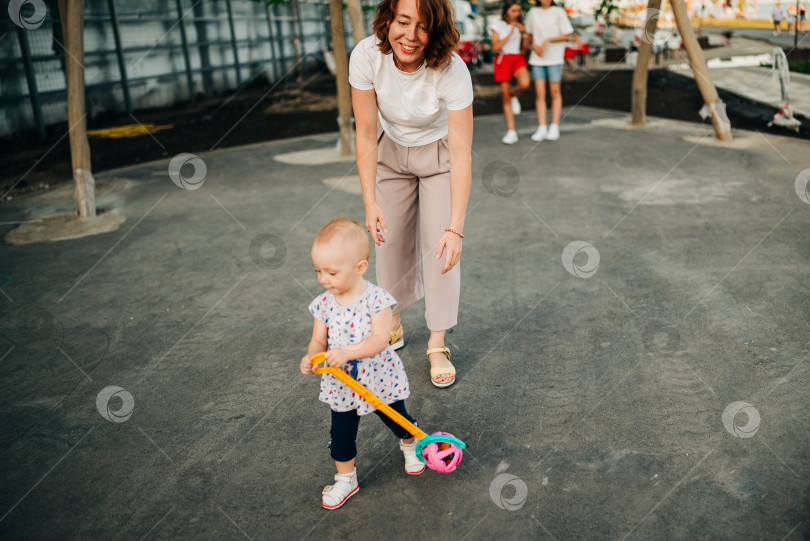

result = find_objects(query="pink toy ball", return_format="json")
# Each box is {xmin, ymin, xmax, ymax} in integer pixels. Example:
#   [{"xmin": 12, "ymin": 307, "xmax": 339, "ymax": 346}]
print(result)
[{"xmin": 420, "ymin": 432, "xmax": 464, "ymax": 474}]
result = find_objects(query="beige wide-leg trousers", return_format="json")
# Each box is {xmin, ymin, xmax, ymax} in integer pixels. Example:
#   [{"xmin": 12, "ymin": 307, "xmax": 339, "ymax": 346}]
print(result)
[{"xmin": 374, "ymin": 130, "xmax": 460, "ymax": 331}]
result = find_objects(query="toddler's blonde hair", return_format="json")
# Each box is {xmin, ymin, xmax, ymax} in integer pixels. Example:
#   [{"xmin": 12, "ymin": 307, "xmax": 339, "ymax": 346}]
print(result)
[{"xmin": 314, "ymin": 218, "xmax": 370, "ymax": 261}]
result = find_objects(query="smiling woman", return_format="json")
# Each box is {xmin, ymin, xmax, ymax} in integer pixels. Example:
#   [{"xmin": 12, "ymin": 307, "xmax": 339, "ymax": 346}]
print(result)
[
  {"xmin": 372, "ymin": 0, "xmax": 460, "ymax": 70},
  {"xmin": 349, "ymin": 0, "xmax": 474, "ymax": 389}
]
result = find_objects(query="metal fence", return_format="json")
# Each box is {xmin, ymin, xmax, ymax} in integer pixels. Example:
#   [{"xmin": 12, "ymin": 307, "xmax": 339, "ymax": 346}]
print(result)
[{"xmin": 1, "ymin": 0, "xmax": 368, "ymax": 140}]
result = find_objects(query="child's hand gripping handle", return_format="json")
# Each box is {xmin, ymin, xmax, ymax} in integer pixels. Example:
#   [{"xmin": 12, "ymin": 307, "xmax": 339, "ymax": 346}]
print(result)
[{"xmin": 310, "ymin": 353, "xmax": 427, "ymax": 440}]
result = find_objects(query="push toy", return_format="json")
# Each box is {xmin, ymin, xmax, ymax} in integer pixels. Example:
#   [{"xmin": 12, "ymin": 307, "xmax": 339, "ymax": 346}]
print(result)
[{"xmin": 310, "ymin": 352, "xmax": 465, "ymax": 473}]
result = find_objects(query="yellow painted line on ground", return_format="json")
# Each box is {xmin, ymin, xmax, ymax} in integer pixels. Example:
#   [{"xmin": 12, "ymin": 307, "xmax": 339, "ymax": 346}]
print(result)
[
  {"xmin": 87, "ymin": 123, "xmax": 173, "ymax": 139},
  {"xmin": 689, "ymin": 18, "xmax": 775, "ymax": 29}
]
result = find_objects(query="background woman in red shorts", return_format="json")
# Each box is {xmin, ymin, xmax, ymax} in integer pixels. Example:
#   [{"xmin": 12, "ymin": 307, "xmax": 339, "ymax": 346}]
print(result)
[{"xmin": 489, "ymin": 0, "xmax": 530, "ymax": 144}]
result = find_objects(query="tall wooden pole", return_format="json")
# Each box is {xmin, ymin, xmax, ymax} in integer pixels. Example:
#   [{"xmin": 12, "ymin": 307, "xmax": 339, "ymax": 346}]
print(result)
[
  {"xmin": 795, "ymin": 0, "xmax": 800, "ymax": 48},
  {"xmin": 346, "ymin": 0, "xmax": 366, "ymax": 45},
  {"xmin": 671, "ymin": 0, "xmax": 732, "ymax": 140},
  {"xmin": 290, "ymin": 0, "xmax": 303, "ymax": 83},
  {"xmin": 329, "ymin": 0, "xmax": 353, "ymax": 156},
  {"xmin": 631, "ymin": 0, "xmax": 662, "ymax": 126},
  {"xmin": 58, "ymin": 0, "xmax": 96, "ymax": 218}
]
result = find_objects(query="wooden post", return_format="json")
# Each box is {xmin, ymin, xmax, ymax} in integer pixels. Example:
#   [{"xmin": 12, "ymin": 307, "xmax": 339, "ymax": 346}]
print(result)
[
  {"xmin": 225, "ymin": 0, "xmax": 243, "ymax": 86},
  {"xmin": 16, "ymin": 25, "xmax": 46, "ymax": 141},
  {"xmin": 346, "ymin": 0, "xmax": 366, "ymax": 45},
  {"xmin": 795, "ymin": 0, "xmax": 800, "ymax": 48},
  {"xmin": 175, "ymin": 0, "xmax": 196, "ymax": 100},
  {"xmin": 328, "ymin": 0, "xmax": 353, "ymax": 156},
  {"xmin": 107, "ymin": 0, "xmax": 132, "ymax": 113},
  {"xmin": 58, "ymin": 0, "xmax": 96, "ymax": 218},
  {"xmin": 671, "ymin": 0, "xmax": 732, "ymax": 140},
  {"xmin": 290, "ymin": 0, "xmax": 304, "ymax": 83},
  {"xmin": 631, "ymin": 0, "xmax": 662, "ymax": 126},
  {"xmin": 265, "ymin": 4, "xmax": 280, "ymax": 82}
]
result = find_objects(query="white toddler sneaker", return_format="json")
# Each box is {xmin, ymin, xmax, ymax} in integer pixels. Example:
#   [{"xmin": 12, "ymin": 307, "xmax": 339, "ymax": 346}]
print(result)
[
  {"xmin": 321, "ymin": 469, "xmax": 359, "ymax": 509},
  {"xmin": 530, "ymin": 125, "xmax": 547, "ymax": 141},
  {"xmin": 511, "ymin": 96, "xmax": 521, "ymax": 115},
  {"xmin": 547, "ymin": 124, "xmax": 560, "ymax": 140},
  {"xmin": 501, "ymin": 130, "xmax": 518, "ymax": 145},
  {"xmin": 400, "ymin": 439, "xmax": 426, "ymax": 475}
]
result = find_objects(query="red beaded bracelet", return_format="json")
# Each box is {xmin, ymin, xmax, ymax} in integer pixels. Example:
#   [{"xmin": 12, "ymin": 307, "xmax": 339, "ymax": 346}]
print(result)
[{"xmin": 445, "ymin": 228, "xmax": 464, "ymax": 239}]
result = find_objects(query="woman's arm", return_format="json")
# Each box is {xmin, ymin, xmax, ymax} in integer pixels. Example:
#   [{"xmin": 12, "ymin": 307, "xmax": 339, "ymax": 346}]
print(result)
[
  {"xmin": 490, "ymin": 27, "xmax": 514, "ymax": 52},
  {"xmin": 436, "ymin": 104, "xmax": 473, "ymax": 275},
  {"xmin": 547, "ymin": 33, "xmax": 571, "ymax": 43},
  {"xmin": 532, "ymin": 33, "xmax": 571, "ymax": 56},
  {"xmin": 352, "ymin": 86, "xmax": 387, "ymax": 246},
  {"xmin": 523, "ymin": 11, "xmax": 534, "ymax": 50}
]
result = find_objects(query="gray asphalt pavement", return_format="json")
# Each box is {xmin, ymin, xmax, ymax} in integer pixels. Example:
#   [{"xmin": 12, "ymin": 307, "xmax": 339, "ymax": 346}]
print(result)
[
  {"xmin": 0, "ymin": 108, "xmax": 808, "ymax": 540},
  {"xmin": 709, "ymin": 25, "xmax": 810, "ymax": 49}
]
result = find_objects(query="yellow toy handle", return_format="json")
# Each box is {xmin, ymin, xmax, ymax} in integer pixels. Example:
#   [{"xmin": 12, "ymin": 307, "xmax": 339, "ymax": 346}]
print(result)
[{"xmin": 310, "ymin": 352, "xmax": 427, "ymax": 440}]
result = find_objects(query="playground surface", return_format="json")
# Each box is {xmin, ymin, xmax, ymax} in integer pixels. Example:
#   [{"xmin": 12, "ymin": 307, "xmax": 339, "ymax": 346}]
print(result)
[
  {"xmin": 5, "ymin": 27, "xmax": 810, "ymax": 201},
  {"xmin": 664, "ymin": 31, "xmax": 810, "ymax": 120},
  {"xmin": 0, "ymin": 108, "xmax": 809, "ymax": 540}
]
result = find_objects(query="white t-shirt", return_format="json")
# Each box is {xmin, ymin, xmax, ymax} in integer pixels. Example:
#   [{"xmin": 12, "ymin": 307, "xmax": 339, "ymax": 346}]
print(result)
[
  {"xmin": 489, "ymin": 19, "xmax": 522, "ymax": 55},
  {"xmin": 348, "ymin": 35, "xmax": 474, "ymax": 147},
  {"xmin": 525, "ymin": 6, "xmax": 574, "ymax": 66}
]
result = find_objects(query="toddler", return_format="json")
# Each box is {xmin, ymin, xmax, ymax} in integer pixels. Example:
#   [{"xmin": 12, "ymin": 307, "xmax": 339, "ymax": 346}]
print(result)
[{"xmin": 300, "ymin": 218, "xmax": 424, "ymax": 510}]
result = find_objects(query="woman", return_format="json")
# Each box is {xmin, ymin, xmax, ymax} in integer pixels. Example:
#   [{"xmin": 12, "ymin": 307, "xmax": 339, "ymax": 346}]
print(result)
[
  {"xmin": 772, "ymin": 2, "xmax": 783, "ymax": 36},
  {"xmin": 524, "ymin": 0, "xmax": 573, "ymax": 142},
  {"xmin": 787, "ymin": 3, "xmax": 797, "ymax": 33},
  {"xmin": 349, "ymin": 0, "xmax": 473, "ymax": 388},
  {"xmin": 489, "ymin": 0, "xmax": 530, "ymax": 144}
]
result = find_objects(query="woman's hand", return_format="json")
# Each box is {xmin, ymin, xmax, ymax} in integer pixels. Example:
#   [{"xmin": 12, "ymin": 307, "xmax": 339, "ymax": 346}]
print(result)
[
  {"xmin": 513, "ymin": 21, "xmax": 526, "ymax": 33},
  {"xmin": 365, "ymin": 202, "xmax": 388, "ymax": 246},
  {"xmin": 436, "ymin": 231, "xmax": 463, "ymax": 274},
  {"xmin": 300, "ymin": 354, "xmax": 314, "ymax": 375},
  {"xmin": 533, "ymin": 40, "xmax": 547, "ymax": 56}
]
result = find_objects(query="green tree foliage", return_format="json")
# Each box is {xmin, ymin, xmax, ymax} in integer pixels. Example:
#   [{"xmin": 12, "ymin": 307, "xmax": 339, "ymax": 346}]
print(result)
[{"xmin": 596, "ymin": 0, "xmax": 618, "ymax": 25}]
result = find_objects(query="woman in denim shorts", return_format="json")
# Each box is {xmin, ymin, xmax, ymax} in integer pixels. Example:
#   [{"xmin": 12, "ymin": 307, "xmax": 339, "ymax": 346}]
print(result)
[{"xmin": 524, "ymin": 0, "xmax": 573, "ymax": 141}]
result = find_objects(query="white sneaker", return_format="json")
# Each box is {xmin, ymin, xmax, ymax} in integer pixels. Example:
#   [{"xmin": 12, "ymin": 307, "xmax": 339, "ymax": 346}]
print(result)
[
  {"xmin": 501, "ymin": 130, "xmax": 518, "ymax": 145},
  {"xmin": 511, "ymin": 96, "xmax": 521, "ymax": 115},
  {"xmin": 321, "ymin": 470, "xmax": 359, "ymax": 509},
  {"xmin": 547, "ymin": 124, "xmax": 560, "ymax": 141},
  {"xmin": 400, "ymin": 439, "xmax": 427, "ymax": 474},
  {"xmin": 530, "ymin": 125, "xmax": 547, "ymax": 141}
]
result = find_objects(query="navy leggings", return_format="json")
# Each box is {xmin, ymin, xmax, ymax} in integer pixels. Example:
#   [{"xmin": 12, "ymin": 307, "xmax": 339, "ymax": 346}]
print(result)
[{"xmin": 329, "ymin": 400, "xmax": 416, "ymax": 462}]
